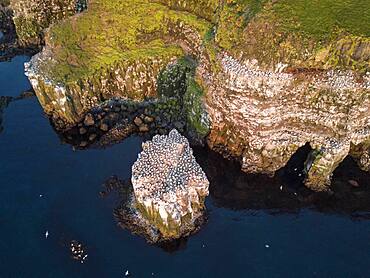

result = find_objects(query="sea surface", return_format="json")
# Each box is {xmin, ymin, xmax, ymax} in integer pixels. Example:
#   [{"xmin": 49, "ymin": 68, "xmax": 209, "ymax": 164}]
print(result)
[{"xmin": 1, "ymin": 56, "xmax": 370, "ymax": 278}]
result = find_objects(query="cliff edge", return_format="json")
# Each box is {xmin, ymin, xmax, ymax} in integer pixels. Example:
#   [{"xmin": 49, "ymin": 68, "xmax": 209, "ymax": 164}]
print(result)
[{"xmin": 12, "ymin": 0, "xmax": 370, "ymax": 191}]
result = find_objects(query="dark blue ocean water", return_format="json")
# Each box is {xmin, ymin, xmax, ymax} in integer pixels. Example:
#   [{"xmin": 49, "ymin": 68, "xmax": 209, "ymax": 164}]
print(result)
[{"xmin": 1, "ymin": 56, "xmax": 370, "ymax": 278}]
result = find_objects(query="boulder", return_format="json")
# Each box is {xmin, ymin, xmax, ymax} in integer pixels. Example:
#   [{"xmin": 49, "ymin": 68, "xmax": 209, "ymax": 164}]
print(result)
[{"xmin": 83, "ymin": 113, "xmax": 94, "ymax": 126}]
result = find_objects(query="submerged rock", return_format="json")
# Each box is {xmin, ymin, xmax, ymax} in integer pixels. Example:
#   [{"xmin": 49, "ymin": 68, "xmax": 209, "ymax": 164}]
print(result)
[{"xmin": 122, "ymin": 129, "xmax": 209, "ymax": 242}]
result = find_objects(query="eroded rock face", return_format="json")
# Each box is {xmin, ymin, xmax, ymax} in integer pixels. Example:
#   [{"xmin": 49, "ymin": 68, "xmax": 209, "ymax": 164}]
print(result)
[
  {"xmin": 204, "ymin": 53, "xmax": 370, "ymax": 191},
  {"xmin": 25, "ymin": 49, "xmax": 180, "ymax": 127},
  {"xmin": 128, "ymin": 129, "xmax": 209, "ymax": 242},
  {"xmin": 10, "ymin": 0, "xmax": 76, "ymax": 47}
]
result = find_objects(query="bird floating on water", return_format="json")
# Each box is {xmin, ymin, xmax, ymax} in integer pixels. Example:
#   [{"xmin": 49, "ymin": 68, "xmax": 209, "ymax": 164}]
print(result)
[{"xmin": 45, "ymin": 230, "xmax": 49, "ymax": 239}]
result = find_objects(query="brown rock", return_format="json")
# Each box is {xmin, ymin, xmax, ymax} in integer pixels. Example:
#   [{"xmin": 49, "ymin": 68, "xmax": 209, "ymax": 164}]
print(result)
[
  {"xmin": 89, "ymin": 134, "xmax": 97, "ymax": 141},
  {"xmin": 134, "ymin": 117, "xmax": 143, "ymax": 126},
  {"xmin": 139, "ymin": 124, "xmax": 149, "ymax": 133},
  {"xmin": 100, "ymin": 123, "xmax": 109, "ymax": 132},
  {"xmin": 83, "ymin": 114, "xmax": 95, "ymax": 126},
  {"xmin": 125, "ymin": 130, "xmax": 209, "ymax": 242},
  {"xmin": 144, "ymin": 116, "xmax": 154, "ymax": 123},
  {"xmin": 79, "ymin": 127, "xmax": 87, "ymax": 135},
  {"xmin": 79, "ymin": 141, "xmax": 88, "ymax": 147}
]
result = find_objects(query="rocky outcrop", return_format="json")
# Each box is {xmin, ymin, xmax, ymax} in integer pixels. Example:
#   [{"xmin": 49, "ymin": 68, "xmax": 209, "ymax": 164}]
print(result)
[
  {"xmin": 119, "ymin": 129, "xmax": 209, "ymax": 242},
  {"xmin": 21, "ymin": 0, "xmax": 370, "ymax": 191},
  {"xmin": 10, "ymin": 0, "xmax": 77, "ymax": 47},
  {"xmin": 24, "ymin": 0, "xmax": 211, "ymax": 128},
  {"xmin": 0, "ymin": 1, "xmax": 12, "ymax": 33},
  {"xmin": 58, "ymin": 97, "xmax": 186, "ymax": 149},
  {"xmin": 26, "ymin": 48, "xmax": 182, "ymax": 126},
  {"xmin": 204, "ymin": 54, "xmax": 369, "ymax": 191},
  {"xmin": 0, "ymin": 0, "xmax": 19, "ymax": 59}
]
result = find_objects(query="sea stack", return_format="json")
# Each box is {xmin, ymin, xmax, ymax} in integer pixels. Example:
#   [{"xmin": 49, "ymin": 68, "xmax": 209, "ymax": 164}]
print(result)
[{"xmin": 127, "ymin": 129, "xmax": 209, "ymax": 242}]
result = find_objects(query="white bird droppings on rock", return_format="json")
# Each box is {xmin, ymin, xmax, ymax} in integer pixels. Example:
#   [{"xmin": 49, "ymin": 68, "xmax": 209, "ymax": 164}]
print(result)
[{"xmin": 131, "ymin": 129, "xmax": 209, "ymax": 241}]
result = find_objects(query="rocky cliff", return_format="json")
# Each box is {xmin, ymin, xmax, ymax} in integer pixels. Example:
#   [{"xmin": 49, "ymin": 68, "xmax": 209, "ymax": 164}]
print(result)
[
  {"xmin": 9, "ymin": 0, "xmax": 86, "ymax": 47},
  {"xmin": 15, "ymin": 0, "xmax": 370, "ymax": 191}
]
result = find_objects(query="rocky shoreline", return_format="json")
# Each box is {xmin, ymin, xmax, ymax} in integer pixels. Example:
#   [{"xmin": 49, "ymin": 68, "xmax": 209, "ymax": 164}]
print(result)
[
  {"xmin": 58, "ymin": 95, "xmax": 202, "ymax": 150},
  {"xmin": 2, "ymin": 0, "xmax": 369, "ymax": 194}
]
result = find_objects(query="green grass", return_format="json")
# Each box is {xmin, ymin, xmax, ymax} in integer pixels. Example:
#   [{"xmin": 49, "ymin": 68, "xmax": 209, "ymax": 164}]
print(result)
[
  {"xmin": 152, "ymin": 0, "xmax": 220, "ymax": 22},
  {"xmin": 216, "ymin": 0, "xmax": 369, "ymax": 48},
  {"xmin": 213, "ymin": 0, "xmax": 369, "ymax": 70},
  {"xmin": 38, "ymin": 0, "xmax": 369, "ymax": 84},
  {"xmin": 273, "ymin": 0, "xmax": 370, "ymax": 40},
  {"xmin": 39, "ymin": 0, "xmax": 211, "ymax": 84}
]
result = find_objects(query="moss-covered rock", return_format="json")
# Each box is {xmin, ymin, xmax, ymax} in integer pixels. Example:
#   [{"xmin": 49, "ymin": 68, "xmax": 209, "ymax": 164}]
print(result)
[
  {"xmin": 152, "ymin": 0, "xmax": 220, "ymax": 22},
  {"xmin": 183, "ymin": 78, "xmax": 210, "ymax": 139},
  {"xmin": 10, "ymin": 0, "xmax": 77, "ymax": 47},
  {"xmin": 214, "ymin": 0, "xmax": 370, "ymax": 71},
  {"xmin": 157, "ymin": 56, "xmax": 195, "ymax": 98},
  {"xmin": 25, "ymin": 0, "xmax": 212, "ymax": 126}
]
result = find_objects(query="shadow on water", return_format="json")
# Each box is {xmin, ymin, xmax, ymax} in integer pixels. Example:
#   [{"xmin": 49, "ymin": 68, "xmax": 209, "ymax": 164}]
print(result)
[
  {"xmin": 94, "ymin": 138, "xmax": 370, "ymax": 253},
  {"xmin": 194, "ymin": 144, "xmax": 370, "ymax": 219},
  {"xmin": 0, "ymin": 90, "xmax": 35, "ymax": 134},
  {"xmin": 100, "ymin": 175, "xmax": 191, "ymax": 253}
]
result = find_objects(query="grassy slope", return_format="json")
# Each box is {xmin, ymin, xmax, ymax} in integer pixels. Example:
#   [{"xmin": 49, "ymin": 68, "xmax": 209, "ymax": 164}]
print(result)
[
  {"xmin": 152, "ymin": 0, "xmax": 220, "ymax": 22},
  {"xmin": 40, "ymin": 0, "xmax": 212, "ymax": 84},
  {"xmin": 273, "ymin": 0, "xmax": 369, "ymax": 39},
  {"xmin": 216, "ymin": 0, "xmax": 369, "ymax": 70},
  {"xmin": 39, "ymin": 0, "xmax": 369, "ymax": 84}
]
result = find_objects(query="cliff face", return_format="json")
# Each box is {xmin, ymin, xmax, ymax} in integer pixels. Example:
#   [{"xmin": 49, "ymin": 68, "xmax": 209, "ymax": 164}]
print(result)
[
  {"xmin": 18, "ymin": 0, "xmax": 370, "ymax": 191},
  {"xmin": 204, "ymin": 54, "xmax": 369, "ymax": 191},
  {"xmin": 10, "ymin": 0, "xmax": 78, "ymax": 47}
]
